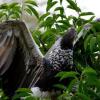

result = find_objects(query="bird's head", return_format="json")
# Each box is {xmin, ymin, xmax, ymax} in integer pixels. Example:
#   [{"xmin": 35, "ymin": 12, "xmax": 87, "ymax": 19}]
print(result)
[{"xmin": 61, "ymin": 27, "xmax": 77, "ymax": 49}]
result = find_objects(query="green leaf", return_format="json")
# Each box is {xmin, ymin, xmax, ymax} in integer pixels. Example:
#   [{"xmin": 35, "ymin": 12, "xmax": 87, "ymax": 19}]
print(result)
[
  {"xmin": 25, "ymin": 96, "xmax": 38, "ymax": 100},
  {"xmin": 67, "ymin": 5, "xmax": 74, "ymax": 10},
  {"xmin": 67, "ymin": 78, "xmax": 78, "ymax": 92},
  {"xmin": 10, "ymin": 4, "xmax": 21, "ymax": 11},
  {"xmin": 39, "ymin": 12, "xmax": 50, "ymax": 21},
  {"xmin": 60, "ymin": 0, "xmax": 63, "ymax": 4},
  {"xmin": 91, "ymin": 22, "xmax": 100, "ymax": 32},
  {"xmin": 57, "ymin": 20, "xmax": 71, "ymax": 27},
  {"xmin": 53, "ymin": 14, "xmax": 59, "ymax": 20},
  {"xmin": 84, "ymin": 34, "xmax": 93, "ymax": 50},
  {"xmin": 12, "ymin": 92, "xmax": 30, "ymax": 100},
  {"xmin": 47, "ymin": 0, "xmax": 53, "ymax": 4},
  {"xmin": 87, "ymin": 89, "xmax": 100, "ymax": 99},
  {"xmin": 90, "ymin": 36, "xmax": 96, "ymax": 52},
  {"xmin": 82, "ymin": 67, "xmax": 99, "ymax": 86},
  {"xmin": 16, "ymin": 88, "xmax": 32, "ymax": 93},
  {"xmin": 0, "ymin": 13, "xmax": 6, "ymax": 18},
  {"xmin": 66, "ymin": 0, "xmax": 81, "ymax": 12},
  {"xmin": 13, "ymin": 92, "xmax": 30, "ymax": 100},
  {"xmin": 10, "ymin": 11, "xmax": 21, "ymax": 19},
  {"xmin": 25, "ymin": 0, "xmax": 37, "ymax": 7},
  {"xmin": 46, "ymin": 1, "xmax": 57, "ymax": 12},
  {"xmin": 75, "ymin": 93, "xmax": 90, "ymax": 100},
  {"xmin": 43, "ymin": 16, "xmax": 54, "ymax": 27},
  {"xmin": 88, "ymin": 16, "xmax": 95, "ymax": 22},
  {"xmin": 9, "ymin": 2, "xmax": 19, "ymax": 8},
  {"xmin": 0, "ymin": 3, "xmax": 8, "ymax": 9},
  {"xmin": 54, "ymin": 7, "xmax": 64, "ymax": 14},
  {"xmin": 56, "ymin": 71, "xmax": 78, "ymax": 81},
  {"xmin": 79, "ymin": 12, "xmax": 94, "ymax": 16},
  {"xmin": 26, "ymin": 5, "xmax": 39, "ymax": 19},
  {"xmin": 82, "ymin": 67, "xmax": 97, "ymax": 75},
  {"xmin": 54, "ymin": 84, "xmax": 66, "ymax": 90},
  {"xmin": 13, "ymin": 88, "xmax": 32, "ymax": 100},
  {"xmin": 56, "ymin": 14, "xmax": 66, "ymax": 19}
]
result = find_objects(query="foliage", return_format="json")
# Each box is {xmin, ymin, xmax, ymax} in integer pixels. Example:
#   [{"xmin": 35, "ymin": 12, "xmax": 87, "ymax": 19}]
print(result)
[
  {"xmin": 0, "ymin": 0, "xmax": 100, "ymax": 100},
  {"xmin": 32, "ymin": 0, "xmax": 95, "ymax": 54},
  {"xmin": 12, "ymin": 88, "xmax": 40, "ymax": 100},
  {"xmin": 0, "ymin": 0, "xmax": 39, "ymax": 21},
  {"xmin": 56, "ymin": 67, "xmax": 100, "ymax": 100}
]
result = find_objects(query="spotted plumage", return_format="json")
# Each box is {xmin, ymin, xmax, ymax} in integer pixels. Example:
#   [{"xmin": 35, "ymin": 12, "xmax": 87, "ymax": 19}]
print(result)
[
  {"xmin": 46, "ymin": 27, "xmax": 76, "ymax": 72},
  {"xmin": 36, "ymin": 27, "xmax": 77, "ymax": 91},
  {"xmin": 47, "ymin": 44, "xmax": 73, "ymax": 71}
]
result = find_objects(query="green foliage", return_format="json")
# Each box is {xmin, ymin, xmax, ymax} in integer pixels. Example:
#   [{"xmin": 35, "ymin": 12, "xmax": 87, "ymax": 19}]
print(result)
[
  {"xmin": 31, "ymin": 0, "xmax": 95, "ymax": 56},
  {"xmin": 46, "ymin": 0, "xmax": 58, "ymax": 12},
  {"xmin": 79, "ymin": 12, "xmax": 94, "ymax": 16},
  {"xmin": 0, "ymin": 0, "xmax": 39, "ymax": 21},
  {"xmin": 0, "ymin": 0, "xmax": 100, "ymax": 100},
  {"xmin": 24, "ymin": 0, "xmax": 39, "ymax": 19},
  {"xmin": 0, "ymin": 2, "xmax": 21, "ymax": 21},
  {"xmin": 56, "ymin": 71, "xmax": 78, "ymax": 81},
  {"xmin": 67, "ymin": 0, "xmax": 81, "ymax": 12},
  {"xmin": 57, "ymin": 67, "xmax": 100, "ymax": 100},
  {"xmin": 0, "ymin": 89, "xmax": 8, "ymax": 100},
  {"xmin": 12, "ymin": 88, "xmax": 43, "ymax": 100}
]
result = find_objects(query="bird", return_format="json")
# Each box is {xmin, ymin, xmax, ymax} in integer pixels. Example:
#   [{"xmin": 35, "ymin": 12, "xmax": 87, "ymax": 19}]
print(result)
[
  {"xmin": 0, "ymin": 20, "xmax": 77, "ymax": 99},
  {"xmin": 33, "ymin": 27, "xmax": 77, "ymax": 97}
]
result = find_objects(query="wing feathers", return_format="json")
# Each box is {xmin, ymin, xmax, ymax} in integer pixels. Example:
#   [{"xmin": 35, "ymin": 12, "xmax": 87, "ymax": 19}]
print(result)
[{"xmin": 0, "ymin": 30, "xmax": 16, "ymax": 75}]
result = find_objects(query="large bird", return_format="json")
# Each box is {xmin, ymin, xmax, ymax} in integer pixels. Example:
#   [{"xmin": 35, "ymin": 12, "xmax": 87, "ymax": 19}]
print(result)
[
  {"xmin": 35, "ymin": 28, "xmax": 77, "ymax": 91},
  {"xmin": 0, "ymin": 20, "xmax": 43, "ymax": 98},
  {"xmin": 0, "ymin": 20, "xmax": 77, "ymax": 99}
]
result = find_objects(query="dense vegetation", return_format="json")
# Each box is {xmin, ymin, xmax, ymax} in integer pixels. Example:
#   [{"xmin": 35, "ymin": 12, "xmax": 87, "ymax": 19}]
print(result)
[{"xmin": 0, "ymin": 0, "xmax": 100, "ymax": 100}]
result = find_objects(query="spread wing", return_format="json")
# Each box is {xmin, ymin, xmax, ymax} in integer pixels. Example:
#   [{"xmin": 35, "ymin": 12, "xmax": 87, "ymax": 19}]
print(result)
[
  {"xmin": 0, "ymin": 21, "xmax": 43, "ymax": 97},
  {"xmin": 0, "ymin": 24, "xmax": 16, "ymax": 75}
]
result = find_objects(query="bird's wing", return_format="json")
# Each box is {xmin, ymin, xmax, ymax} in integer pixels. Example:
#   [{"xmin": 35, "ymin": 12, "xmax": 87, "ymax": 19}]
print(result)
[{"xmin": 0, "ymin": 23, "xmax": 16, "ymax": 75}]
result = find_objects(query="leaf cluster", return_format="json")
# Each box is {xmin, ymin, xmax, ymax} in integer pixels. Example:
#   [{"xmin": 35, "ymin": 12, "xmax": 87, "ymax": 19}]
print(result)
[{"xmin": 0, "ymin": 0, "xmax": 39, "ymax": 21}]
